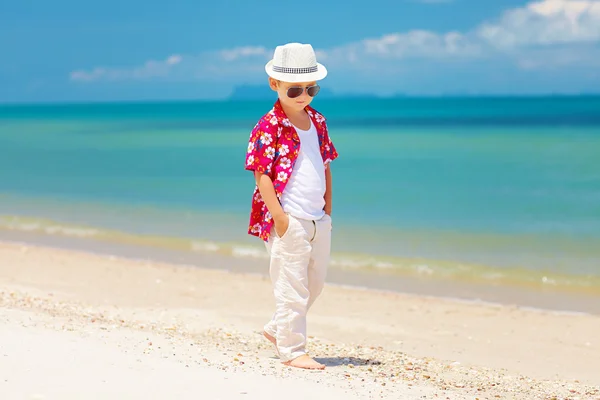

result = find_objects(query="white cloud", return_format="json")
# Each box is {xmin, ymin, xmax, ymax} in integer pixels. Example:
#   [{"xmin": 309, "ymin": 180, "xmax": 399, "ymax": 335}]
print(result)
[
  {"xmin": 318, "ymin": 0, "xmax": 600, "ymax": 70},
  {"xmin": 515, "ymin": 45, "xmax": 600, "ymax": 69},
  {"xmin": 70, "ymin": 54, "xmax": 184, "ymax": 82},
  {"xmin": 166, "ymin": 55, "xmax": 183, "ymax": 65},
  {"xmin": 477, "ymin": 0, "xmax": 600, "ymax": 47},
  {"xmin": 70, "ymin": 0, "xmax": 600, "ymax": 83},
  {"xmin": 355, "ymin": 30, "xmax": 481, "ymax": 59},
  {"xmin": 70, "ymin": 47, "xmax": 270, "ymax": 83},
  {"xmin": 219, "ymin": 46, "xmax": 269, "ymax": 61}
]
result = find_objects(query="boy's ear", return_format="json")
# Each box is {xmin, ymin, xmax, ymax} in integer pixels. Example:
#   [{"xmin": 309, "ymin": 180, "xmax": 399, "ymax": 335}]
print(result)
[{"xmin": 268, "ymin": 78, "xmax": 279, "ymax": 91}]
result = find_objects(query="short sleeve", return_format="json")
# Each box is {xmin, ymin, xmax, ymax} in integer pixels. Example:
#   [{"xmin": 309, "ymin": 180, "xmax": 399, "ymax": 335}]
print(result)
[
  {"xmin": 245, "ymin": 118, "xmax": 277, "ymax": 175},
  {"xmin": 323, "ymin": 121, "xmax": 338, "ymax": 165}
]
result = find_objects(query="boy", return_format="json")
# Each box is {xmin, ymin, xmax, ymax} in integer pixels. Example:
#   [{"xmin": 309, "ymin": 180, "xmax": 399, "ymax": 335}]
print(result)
[{"xmin": 244, "ymin": 43, "xmax": 338, "ymax": 370}]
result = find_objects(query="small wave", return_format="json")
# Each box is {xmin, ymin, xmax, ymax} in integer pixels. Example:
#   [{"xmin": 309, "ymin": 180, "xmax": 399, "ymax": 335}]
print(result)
[
  {"xmin": 190, "ymin": 240, "xmax": 220, "ymax": 252},
  {"xmin": 1, "ymin": 214, "xmax": 599, "ymax": 294},
  {"xmin": 231, "ymin": 246, "xmax": 269, "ymax": 259},
  {"xmin": 414, "ymin": 264, "xmax": 434, "ymax": 276},
  {"xmin": 0, "ymin": 217, "xmax": 100, "ymax": 238}
]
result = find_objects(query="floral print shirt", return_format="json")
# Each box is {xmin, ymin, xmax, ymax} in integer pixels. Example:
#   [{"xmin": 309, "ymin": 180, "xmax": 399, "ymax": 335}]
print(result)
[{"xmin": 244, "ymin": 99, "xmax": 338, "ymax": 242}]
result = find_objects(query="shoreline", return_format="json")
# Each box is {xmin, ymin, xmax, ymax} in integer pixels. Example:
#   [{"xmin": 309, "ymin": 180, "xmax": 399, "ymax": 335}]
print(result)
[
  {"xmin": 1, "ymin": 228, "xmax": 600, "ymax": 316},
  {"xmin": 1, "ymin": 240, "xmax": 599, "ymax": 399}
]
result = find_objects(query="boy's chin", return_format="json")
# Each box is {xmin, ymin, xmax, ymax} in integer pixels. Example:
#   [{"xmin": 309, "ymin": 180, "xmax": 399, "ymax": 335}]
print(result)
[{"xmin": 281, "ymin": 99, "xmax": 311, "ymax": 110}]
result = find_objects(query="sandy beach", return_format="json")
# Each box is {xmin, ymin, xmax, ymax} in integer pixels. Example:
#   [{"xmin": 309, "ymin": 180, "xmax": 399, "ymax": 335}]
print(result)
[{"xmin": 1, "ymin": 240, "xmax": 599, "ymax": 400}]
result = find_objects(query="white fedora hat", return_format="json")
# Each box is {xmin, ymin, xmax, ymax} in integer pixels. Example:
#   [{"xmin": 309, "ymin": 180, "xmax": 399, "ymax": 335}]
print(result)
[{"xmin": 265, "ymin": 43, "xmax": 327, "ymax": 83}]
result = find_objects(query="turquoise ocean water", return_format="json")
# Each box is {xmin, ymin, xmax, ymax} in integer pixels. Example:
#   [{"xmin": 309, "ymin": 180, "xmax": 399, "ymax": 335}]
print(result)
[{"xmin": 1, "ymin": 96, "xmax": 600, "ymax": 297}]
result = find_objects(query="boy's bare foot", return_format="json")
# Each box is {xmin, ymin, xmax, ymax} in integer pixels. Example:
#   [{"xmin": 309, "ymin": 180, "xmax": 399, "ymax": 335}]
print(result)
[
  {"xmin": 283, "ymin": 355, "xmax": 325, "ymax": 370},
  {"xmin": 263, "ymin": 333, "xmax": 323, "ymax": 369},
  {"xmin": 263, "ymin": 331, "xmax": 279, "ymax": 356}
]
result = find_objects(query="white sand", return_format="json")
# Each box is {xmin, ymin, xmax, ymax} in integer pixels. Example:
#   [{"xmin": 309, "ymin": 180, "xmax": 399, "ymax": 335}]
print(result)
[
  {"xmin": 0, "ymin": 307, "xmax": 441, "ymax": 400},
  {"xmin": 2, "ymin": 308, "xmax": 403, "ymax": 400},
  {"xmin": 1, "ymin": 241, "xmax": 599, "ymax": 399}
]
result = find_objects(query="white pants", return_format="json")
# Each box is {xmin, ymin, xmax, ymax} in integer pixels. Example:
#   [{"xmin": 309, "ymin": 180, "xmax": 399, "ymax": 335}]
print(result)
[{"xmin": 263, "ymin": 213, "xmax": 332, "ymax": 362}]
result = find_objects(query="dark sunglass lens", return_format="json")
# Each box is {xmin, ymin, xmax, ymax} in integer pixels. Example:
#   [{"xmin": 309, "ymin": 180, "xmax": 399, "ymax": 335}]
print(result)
[
  {"xmin": 287, "ymin": 87, "xmax": 304, "ymax": 98},
  {"xmin": 307, "ymin": 85, "xmax": 320, "ymax": 97}
]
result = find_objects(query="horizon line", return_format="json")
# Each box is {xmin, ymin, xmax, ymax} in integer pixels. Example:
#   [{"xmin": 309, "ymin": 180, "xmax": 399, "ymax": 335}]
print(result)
[{"xmin": 1, "ymin": 92, "xmax": 600, "ymax": 107}]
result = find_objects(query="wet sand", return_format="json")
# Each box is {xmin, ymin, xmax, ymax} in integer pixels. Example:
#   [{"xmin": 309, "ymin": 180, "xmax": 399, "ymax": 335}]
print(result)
[{"xmin": 2, "ymin": 229, "xmax": 599, "ymax": 315}]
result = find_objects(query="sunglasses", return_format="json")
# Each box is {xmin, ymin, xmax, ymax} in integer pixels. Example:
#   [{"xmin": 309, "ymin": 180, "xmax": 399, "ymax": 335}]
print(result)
[{"xmin": 286, "ymin": 85, "xmax": 320, "ymax": 99}]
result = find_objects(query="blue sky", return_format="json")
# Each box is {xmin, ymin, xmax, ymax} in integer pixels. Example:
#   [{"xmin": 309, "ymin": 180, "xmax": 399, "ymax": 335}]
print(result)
[{"xmin": 1, "ymin": 0, "xmax": 599, "ymax": 103}]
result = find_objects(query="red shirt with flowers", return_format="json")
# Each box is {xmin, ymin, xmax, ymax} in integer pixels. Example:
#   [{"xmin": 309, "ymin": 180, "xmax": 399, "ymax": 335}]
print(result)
[{"xmin": 244, "ymin": 99, "xmax": 338, "ymax": 242}]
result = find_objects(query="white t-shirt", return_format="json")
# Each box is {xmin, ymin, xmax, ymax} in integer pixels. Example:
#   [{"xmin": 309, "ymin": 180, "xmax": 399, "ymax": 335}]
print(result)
[{"xmin": 280, "ymin": 119, "xmax": 326, "ymax": 220}]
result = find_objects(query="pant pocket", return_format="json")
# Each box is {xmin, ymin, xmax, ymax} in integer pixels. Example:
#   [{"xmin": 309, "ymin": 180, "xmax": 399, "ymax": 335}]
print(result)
[
  {"xmin": 323, "ymin": 213, "xmax": 332, "ymax": 230},
  {"xmin": 275, "ymin": 213, "xmax": 295, "ymax": 240}
]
